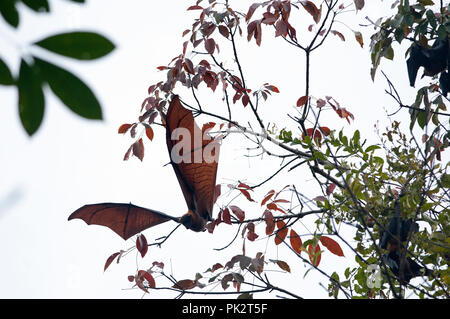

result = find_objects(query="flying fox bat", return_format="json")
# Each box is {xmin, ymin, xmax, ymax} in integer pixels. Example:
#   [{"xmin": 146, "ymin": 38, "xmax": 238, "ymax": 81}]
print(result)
[
  {"xmin": 68, "ymin": 95, "xmax": 220, "ymax": 240},
  {"xmin": 379, "ymin": 200, "xmax": 430, "ymax": 284}
]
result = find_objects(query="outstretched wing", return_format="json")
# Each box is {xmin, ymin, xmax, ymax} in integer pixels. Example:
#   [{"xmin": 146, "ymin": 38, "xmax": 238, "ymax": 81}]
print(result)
[
  {"xmin": 165, "ymin": 95, "xmax": 220, "ymax": 222},
  {"xmin": 68, "ymin": 203, "xmax": 178, "ymax": 240}
]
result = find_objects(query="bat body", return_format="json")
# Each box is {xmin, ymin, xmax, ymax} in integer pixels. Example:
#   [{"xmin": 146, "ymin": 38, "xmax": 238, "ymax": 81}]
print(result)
[
  {"xmin": 68, "ymin": 95, "xmax": 220, "ymax": 240},
  {"xmin": 379, "ymin": 200, "xmax": 429, "ymax": 284},
  {"xmin": 439, "ymin": 71, "xmax": 449, "ymax": 96}
]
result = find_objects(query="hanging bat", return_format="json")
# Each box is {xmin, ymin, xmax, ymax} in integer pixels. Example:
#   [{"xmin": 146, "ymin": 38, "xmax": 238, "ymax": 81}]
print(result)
[
  {"xmin": 407, "ymin": 38, "xmax": 449, "ymax": 87},
  {"xmin": 439, "ymin": 71, "xmax": 449, "ymax": 96},
  {"xmin": 68, "ymin": 95, "xmax": 220, "ymax": 240},
  {"xmin": 379, "ymin": 200, "xmax": 430, "ymax": 283}
]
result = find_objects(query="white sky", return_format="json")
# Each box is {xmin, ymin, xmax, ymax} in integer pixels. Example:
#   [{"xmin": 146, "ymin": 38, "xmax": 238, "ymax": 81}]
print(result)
[{"xmin": 0, "ymin": 0, "xmax": 432, "ymax": 298}]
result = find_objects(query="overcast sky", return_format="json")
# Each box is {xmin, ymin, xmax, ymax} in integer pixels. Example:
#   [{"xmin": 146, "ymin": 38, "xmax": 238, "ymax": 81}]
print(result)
[{"xmin": 0, "ymin": 0, "xmax": 426, "ymax": 298}]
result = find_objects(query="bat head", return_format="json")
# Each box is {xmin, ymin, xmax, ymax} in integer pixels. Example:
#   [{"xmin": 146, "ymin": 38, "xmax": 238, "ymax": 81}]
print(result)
[{"xmin": 179, "ymin": 210, "xmax": 207, "ymax": 232}]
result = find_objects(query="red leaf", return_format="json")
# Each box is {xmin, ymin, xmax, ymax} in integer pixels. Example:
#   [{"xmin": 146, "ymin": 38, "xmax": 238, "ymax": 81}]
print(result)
[
  {"xmin": 275, "ymin": 20, "xmax": 288, "ymax": 37},
  {"xmin": 247, "ymin": 230, "xmax": 259, "ymax": 241},
  {"xmin": 132, "ymin": 138, "xmax": 144, "ymax": 161},
  {"xmin": 319, "ymin": 236, "xmax": 344, "ymax": 257},
  {"xmin": 297, "ymin": 96, "xmax": 308, "ymax": 107},
  {"xmin": 182, "ymin": 29, "xmax": 191, "ymax": 37},
  {"xmin": 320, "ymin": 126, "xmax": 331, "ymax": 136},
  {"xmin": 246, "ymin": 3, "xmax": 260, "ymax": 22},
  {"xmin": 187, "ymin": 5, "xmax": 203, "ymax": 10},
  {"xmin": 314, "ymin": 195, "xmax": 327, "ymax": 202},
  {"xmin": 243, "ymin": 222, "xmax": 258, "ymax": 241},
  {"xmin": 307, "ymin": 243, "xmax": 322, "ymax": 267},
  {"xmin": 335, "ymin": 107, "xmax": 355, "ymax": 123},
  {"xmin": 273, "ymin": 199, "xmax": 289, "ymax": 204},
  {"xmin": 316, "ymin": 98, "xmax": 326, "ymax": 108},
  {"xmin": 331, "ymin": 30, "xmax": 345, "ymax": 41},
  {"xmin": 266, "ymin": 202, "xmax": 278, "ymax": 211},
  {"xmin": 289, "ymin": 229, "xmax": 302, "ymax": 254},
  {"xmin": 211, "ymin": 263, "xmax": 223, "ymax": 272},
  {"xmin": 152, "ymin": 261, "xmax": 164, "ymax": 270},
  {"xmin": 136, "ymin": 234, "xmax": 148, "ymax": 258},
  {"xmin": 205, "ymin": 38, "xmax": 216, "ymax": 54},
  {"xmin": 303, "ymin": 128, "xmax": 322, "ymax": 143},
  {"xmin": 261, "ymin": 190, "xmax": 275, "ymax": 206},
  {"xmin": 300, "ymin": 1, "xmax": 322, "ymax": 24},
  {"xmin": 255, "ymin": 21, "xmax": 262, "ymax": 46},
  {"xmin": 193, "ymin": 38, "xmax": 203, "ymax": 48},
  {"xmin": 218, "ymin": 25, "xmax": 230, "ymax": 38},
  {"xmin": 206, "ymin": 221, "xmax": 216, "ymax": 233},
  {"xmin": 275, "ymin": 260, "xmax": 291, "ymax": 273},
  {"xmin": 222, "ymin": 208, "xmax": 232, "ymax": 225},
  {"xmin": 263, "ymin": 210, "xmax": 275, "ymax": 235},
  {"xmin": 213, "ymin": 184, "xmax": 221, "ymax": 204},
  {"xmin": 354, "ymin": 31, "xmax": 364, "ymax": 48},
  {"xmin": 145, "ymin": 127, "xmax": 154, "ymax": 141},
  {"xmin": 199, "ymin": 59, "xmax": 211, "ymax": 69},
  {"xmin": 202, "ymin": 122, "xmax": 216, "ymax": 135},
  {"xmin": 354, "ymin": 0, "xmax": 365, "ymax": 10},
  {"xmin": 104, "ymin": 252, "xmax": 120, "ymax": 272},
  {"xmin": 239, "ymin": 188, "xmax": 255, "ymax": 202},
  {"xmin": 262, "ymin": 12, "xmax": 278, "ymax": 25},
  {"xmin": 265, "ymin": 85, "xmax": 280, "ymax": 93},
  {"xmin": 141, "ymin": 270, "xmax": 156, "ymax": 289},
  {"xmin": 118, "ymin": 123, "xmax": 133, "ymax": 134},
  {"xmin": 326, "ymin": 183, "xmax": 336, "ymax": 196},
  {"xmin": 274, "ymin": 220, "xmax": 288, "ymax": 245},
  {"xmin": 183, "ymin": 58, "xmax": 195, "ymax": 74},
  {"xmin": 135, "ymin": 270, "xmax": 155, "ymax": 292},
  {"xmin": 123, "ymin": 145, "xmax": 133, "ymax": 161},
  {"xmin": 173, "ymin": 279, "xmax": 197, "ymax": 290},
  {"xmin": 229, "ymin": 205, "xmax": 245, "ymax": 222},
  {"xmin": 238, "ymin": 182, "xmax": 252, "ymax": 190},
  {"xmin": 242, "ymin": 94, "xmax": 250, "ymax": 107}
]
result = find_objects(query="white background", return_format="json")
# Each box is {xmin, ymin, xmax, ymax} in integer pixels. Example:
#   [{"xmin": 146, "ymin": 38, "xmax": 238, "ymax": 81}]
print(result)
[{"xmin": 0, "ymin": 0, "xmax": 428, "ymax": 298}]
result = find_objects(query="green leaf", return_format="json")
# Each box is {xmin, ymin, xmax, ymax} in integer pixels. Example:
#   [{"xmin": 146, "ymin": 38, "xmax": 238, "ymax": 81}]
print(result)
[
  {"xmin": 237, "ymin": 293, "xmax": 253, "ymax": 299},
  {"xmin": 18, "ymin": 59, "xmax": 45, "ymax": 136},
  {"xmin": 34, "ymin": 57, "xmax": 102, "ymax": 120},
  {"xmin": 34, "ymin": 31, "xmax": 115, "ymax": 60},
  {"xmin": 365, "ymin": 145, "xmax": 380, "ymax": 153},
  {"xmin": 441, "ymin": 174, "xmax": 450, "ymax": 188},
  {"xmin": 426, "ymin": 10, "xmax": 437, "ymax": 28},
  {"xmin": 384, "ymin": 45, "xmax": 394, "ymax": 60},
  {"xmin": 0, "ymin": 0, "xmax": 19, "ymax": 28},
  {"xmin": 417, "ymin": 110, "xmax": 427, "ymax": 129},
  {"xmin": 22, "ymin": 0, "xmax": 50, "ymax": 12},
  {"xmin": 353, "ymin": 129, "xmax": 360, "ymax": 146},
  {"xmin": 437, "ymin": 25, "xmax": 447, "ymax": 41},
  {"xmin": 0, "ymin": 57, "xmax": 14, "ymax": 85},
  {"xmin": 394, "ymin": 28, "xmax": 404, "ymax": 43},
  {"xmin": 418, "ymin": 0, "xmax": 434, "ymax": 6}
]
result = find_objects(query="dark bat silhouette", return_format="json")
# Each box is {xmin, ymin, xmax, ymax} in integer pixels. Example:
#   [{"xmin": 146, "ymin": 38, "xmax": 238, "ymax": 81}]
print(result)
[
  {"xmin": 68, "ymin": 95, "xmax": 220, "ymax": 240},
  {"xmin": 439, "ymin": 71, "xmax": 449, "ymax": 96},
  {"xmin": 407, "ymin": 38, "xmax": 449, "ymax": 87},
  {"xmin": 379, "ymin": 200, "xmax": 430, "ymax": 284}
]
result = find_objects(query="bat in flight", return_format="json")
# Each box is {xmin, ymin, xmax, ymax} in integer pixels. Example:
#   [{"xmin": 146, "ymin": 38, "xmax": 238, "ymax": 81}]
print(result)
[{"xmin": 68, "ymin": 95, "xmax": 221, "ymax": 240}]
